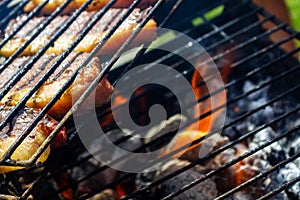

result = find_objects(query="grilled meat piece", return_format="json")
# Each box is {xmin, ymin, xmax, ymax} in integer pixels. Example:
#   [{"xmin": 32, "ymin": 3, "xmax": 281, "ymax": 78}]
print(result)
[
  {"xmin": 24, "ymin": 0, "xmax": 158, "ymax": 15},
  {"xmin": 0, "ymin": 105, "xmax": 67, "ymax": 173},
  {"xmin": 0, "ymin": 9, "xmax": 157, "ymax": 57},
  {"xmin": 0, "ymin": 52, "xmax": 113, "ymax": 119}
]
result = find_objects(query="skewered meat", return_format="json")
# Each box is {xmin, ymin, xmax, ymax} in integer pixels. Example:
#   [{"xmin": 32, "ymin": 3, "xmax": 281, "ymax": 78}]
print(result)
[
  {"xmin": 0, "ymin": 9, "xmax": 157, "ymax": 57},
  {"xmin": 24, "ymin": 0, "xmax": 158, "ymax": 15},
  {"xmin": 0, "ymin": 105, "xmax": 67, "ymax": 173},
  {"xmin": 0, "ymin": 52, "xmax": 113, "ymax": 119}
]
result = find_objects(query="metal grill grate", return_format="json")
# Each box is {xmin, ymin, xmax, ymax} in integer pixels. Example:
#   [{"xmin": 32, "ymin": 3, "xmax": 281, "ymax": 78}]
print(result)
[{"xmin": 0, "ymin": 0, "xmax": 300, "ymax": 199}]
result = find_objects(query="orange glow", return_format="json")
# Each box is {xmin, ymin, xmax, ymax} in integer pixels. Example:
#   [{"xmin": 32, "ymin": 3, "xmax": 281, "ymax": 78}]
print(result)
[
  {"xmin": 100, "ymin": 95, "xmax": 127, "ymax": 128},
  {"xmin": 58, "ymin": 172, "xmax": 74, "ymax": 200},
  {"xmin": 116, "ymin": 180, "xmax": 137, "ymax": 199},
  {"xmin": 164, "ymin": 59, "xmax": 231, "ymax": 159},
  {"xmin": 100, "ymin": 87, "xmax": 149, "ymax": 128},
  {"xmin": 233, "ymin": 145, "xmax": 256, "ymax": 186}
]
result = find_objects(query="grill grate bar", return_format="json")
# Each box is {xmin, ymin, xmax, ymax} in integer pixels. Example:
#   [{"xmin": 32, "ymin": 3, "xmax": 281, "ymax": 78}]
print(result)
[
  {"xmin": 112, "ymin": 0, "xmax": 187, "ymax": 80},
  {"xmin": 216, "ymin": 155, "xmax": 300, "ymax": 199},
  {"xmin": 57, "ymin": 82, "xmax": 300, "ymax": 200},
  {"xmin": 158, "ymin": 0, "xmax": 185, "ymax": 27},
  {"xmin": 103, "ymin": 45, "xmax": 300, "ymax": 142},
  {"xmin": 257, "ymin": 5, "xmax": 300, "ymax": 41},
  {"xmin": 231, "ymin": 34, "xmax": 297, "ymax": 68},
  {"xmin": 53, "ymin": 32, "xmax": 300, "ymax": 198},
  {"xmin": 0, "ymin": 0, "xmax": 29, "ymax": 28},
  {"xmin": 162, "ymin": 125, "xmax": 300, "ymax": 200},
  {"xmin": 23, "ymin": 0, "xmax": 161, "ymax": 166},
  {"xmin": 124, "ymin": 90, "xmax": 300, "ymax": 199},
  {"xmin": 0, "ymin": 0, "xmax": 50, "ymax": 50},
  {"xmin": 258, "ymin": 175, "xmax": 300, "ymax": 200},
  {"xmin": 135, "ymin": 6, "xmax": 262, "ymax": 72},
  {"xmin": 78, "ymin": 173, "xmax": 135, "ymax": 200},
  {"xmin": 0, "ymin": 0, "xmax": 12, "ymax": 9},
  {"xmin": 0, "ymin": 0, "xmax": 73, "ymax": 74},
  {"xmin": 0, "ymin": 0, "xmax": 299, "ymax": 199},
  {"xmin": 97, "ymin": 20, "xmax": 289, "ymax": 125},
  {"xmin": 48, "ymin": 47, "xmax": 300, "ymax": 194},
  {"xmin": 20, "ymin": 167, "xmax": 48, "ymax": 199},
  {"xmin": 0, "ymin": 0, "xmax": 104, "ymax": 164}
]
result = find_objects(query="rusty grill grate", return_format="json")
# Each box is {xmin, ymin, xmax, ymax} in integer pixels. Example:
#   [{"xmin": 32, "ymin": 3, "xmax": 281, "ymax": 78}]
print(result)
[{"xmin": 0, "ymin": 0, "xmax": 300, "ymax": 199}]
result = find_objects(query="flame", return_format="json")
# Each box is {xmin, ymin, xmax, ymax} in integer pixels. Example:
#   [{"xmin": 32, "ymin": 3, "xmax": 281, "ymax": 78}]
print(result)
[
  {"xmin": 58, "ymin": 172, "xmax": 74, "ymax": 200},
  {"xmin": 164, "ymin": 59, "xmax": 231, "ymax": 159}
]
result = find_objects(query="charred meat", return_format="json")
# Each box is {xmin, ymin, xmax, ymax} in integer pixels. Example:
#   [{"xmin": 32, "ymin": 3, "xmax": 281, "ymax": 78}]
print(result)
[
  {"xmin": 24, "ymin": 0, "xmax": 158, "ymax": 15},
  {"xmin": 0, "ymin": 9, "xmax": 157, "ymax": 57},
  {"xmin": 0, "ymin": 105, "xmax": 67, "ymax": 173},
  {"xmin": 0, "ymin": 52, "xmax": 113, "ymax": 119}
]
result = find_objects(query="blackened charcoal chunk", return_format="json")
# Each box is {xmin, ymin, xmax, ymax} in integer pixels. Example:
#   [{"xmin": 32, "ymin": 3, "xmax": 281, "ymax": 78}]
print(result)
[
  {"xmin": 268, "ymin": 149, "xmax": 287, "ymax": 166},
  {"xmin": 155, "ymin": 159, "xmax": 218, "ymax": 200},
  {"xmin": 249, "ymin": 106, "xmax": 274, "ymax": 126},
  {"xmin": 232, "ymin": 190, "xmax": 256, "ymax": 200},
  {"xmin": 70, "ymin": 151, "xmax": 118, "ymax": 194},
  {"xmin": 278, "ymin": 162, "xmax": 300, "ymax": 198}
]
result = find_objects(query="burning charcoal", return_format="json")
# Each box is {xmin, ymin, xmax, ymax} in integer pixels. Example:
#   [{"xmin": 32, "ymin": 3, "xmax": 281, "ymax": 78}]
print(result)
[
  {"xmin": 70, "ymin": 128, "xmax": 143, "ymax": 195},
  {"xmin": 179, "ymin": 135, "xmax": 230, "ymax": 162},
  {"xmin": 231, "ymin": 190, "xmax": 256, "ymax": 200},
  {"xmin": 278, "ymin": 161, "xmax": 300, "ymax": 198},
  {"xmin": 87, "ymin": 189, "xmax": 118, "ymax": 200},
  {"xmin": 155, "ymin": 159, "xmax": 218, "ymax": 200},
  {"xmin": 248, "ymin": 127, "xmax": 277, "ymax": 156},
  {"xmin": 273, "ymin": 101, "xmax": 285, "ymax": 117},
  {"xmin": 249, "ymin": 106, "xmax": 274, "ymax": 126},
  {"xmin": 243, "ymin": 79, "xmax": 270, "ymax": 101},
  {"xmin": 202, "ymin": 143, "xmax": 264, "ymax": 194},
  {"xmin": 249, "ymin": 98, "xmax": 267, "ymax": 111},
  {"xmin": 222, "ymin": 117, "xmax": 245, "ymax": 140},
  {"xmin": 289, "ymin": 136, "xmax": 300, "ymax": 159},
  {"xmin": 243, "ymin": 81, "xmax": 259, "ymax": 100},
  {"xmin": 71, "ymin": 151, "xmax": 118, "ymax": 195},
  {"xmin": 144, "ymin": 114, "xmax": 187, "ymax": 147}
]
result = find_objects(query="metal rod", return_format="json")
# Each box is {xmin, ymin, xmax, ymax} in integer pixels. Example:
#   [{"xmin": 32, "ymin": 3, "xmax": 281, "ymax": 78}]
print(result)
[
  {"xmin": 52, "ymin": 85, "xmax": 300, "ymax": 197},
  {"xmin": 0, "ymin": 0, "xmax": 50, "ymax": 49},
  {"xmin": 258, "ymin": 175, "xmax": 300, "ymax": 200},
  {"xmin": 161, "ymin": 125, "xmax": 300, "ymax": 200},
  {"xmin": 0, "ymin": 0, "xmax": 100, "ymax": 163},
  {"xmin": 124, "ymin": 102, "xmax": 300, "ymax": 199},
  {"xmin": 215, "ymin": 156, "xmax": 300, "ymax": 199},
  {"xmin": 0, "ymin": 0, "xmax": 29, "ymax": 28},
  {"xmin": 0, "ymin": 0, "xmax": 73, "ymax": 74}
]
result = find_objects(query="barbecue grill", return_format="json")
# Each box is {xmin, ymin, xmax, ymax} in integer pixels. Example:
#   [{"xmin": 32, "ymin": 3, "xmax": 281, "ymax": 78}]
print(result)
[{"xmin": 0, "ymin": 0, "xmax": 300, "ymax": 199}]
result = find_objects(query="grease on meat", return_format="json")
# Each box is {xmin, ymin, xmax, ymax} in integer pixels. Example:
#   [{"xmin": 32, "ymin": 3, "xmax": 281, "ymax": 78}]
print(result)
[
  {"xmin": 0, "ymin": 53, "xmax": 113, "ymax": 118},
  {"xmin": 0, "ymin": 105, "xmax": 67, "ymax": 173}
]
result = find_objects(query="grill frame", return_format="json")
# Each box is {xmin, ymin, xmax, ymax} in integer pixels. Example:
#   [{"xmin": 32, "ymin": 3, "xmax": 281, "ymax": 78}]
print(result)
[{"xmin": 0, "ymin": 0, "xmax": 299, "ymax": 199}]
